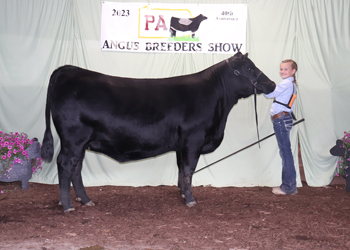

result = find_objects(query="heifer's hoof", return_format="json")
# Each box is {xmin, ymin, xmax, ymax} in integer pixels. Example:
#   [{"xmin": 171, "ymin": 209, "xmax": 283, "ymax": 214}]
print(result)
[
  {"xmin": 84, "ymin": 201, "xmax": 95, "ymax": 207},
  {"xmin": 186, "ymin": 201, "xmax": 198, "ymax": 207}
]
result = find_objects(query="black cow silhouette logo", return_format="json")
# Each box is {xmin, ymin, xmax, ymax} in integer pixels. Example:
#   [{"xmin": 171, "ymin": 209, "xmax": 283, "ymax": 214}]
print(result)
[{"xmin": 169, "ymin": 14, "xmax": 207, "ymax": 38}]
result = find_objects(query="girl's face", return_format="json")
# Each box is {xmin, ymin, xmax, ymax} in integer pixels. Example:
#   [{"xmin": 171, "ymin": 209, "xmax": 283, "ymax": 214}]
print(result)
[{"xmin": 280, "ymin": 62, "xmax": 296, "ymax": 79}]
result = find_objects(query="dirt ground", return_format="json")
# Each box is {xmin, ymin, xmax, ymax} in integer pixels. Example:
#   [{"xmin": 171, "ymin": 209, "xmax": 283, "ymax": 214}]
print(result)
[
  {"xmin": 1, "ymin": 145, "xmax": 350, "ymax": 250},
  {"xmin": 0, "ymin": 176, "xmax": 350, "ymax": 250}
]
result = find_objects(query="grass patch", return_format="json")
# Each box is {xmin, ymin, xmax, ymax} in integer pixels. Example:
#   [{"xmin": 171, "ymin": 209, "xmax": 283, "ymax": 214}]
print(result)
[{"xmin": 168, "ymin": 36, "xmax": 200, "ymax": 42}]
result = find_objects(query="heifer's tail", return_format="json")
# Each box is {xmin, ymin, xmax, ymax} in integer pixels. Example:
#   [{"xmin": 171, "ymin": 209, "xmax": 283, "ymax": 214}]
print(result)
[{"xmin": 41, "ymin": 70, "xmax": 56, "ymax": 163}]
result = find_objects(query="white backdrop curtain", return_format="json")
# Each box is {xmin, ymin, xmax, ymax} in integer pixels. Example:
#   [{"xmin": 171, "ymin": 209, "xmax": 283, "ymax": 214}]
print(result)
[{"xmin": 0, "ymin": 0, "xmax": 349, "ymax": 187}]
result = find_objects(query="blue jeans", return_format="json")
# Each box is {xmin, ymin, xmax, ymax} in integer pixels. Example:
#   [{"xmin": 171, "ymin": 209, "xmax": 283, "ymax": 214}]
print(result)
[{"xmin": 272, "ymin": 113, "xmax": 297, "ymax": 194}]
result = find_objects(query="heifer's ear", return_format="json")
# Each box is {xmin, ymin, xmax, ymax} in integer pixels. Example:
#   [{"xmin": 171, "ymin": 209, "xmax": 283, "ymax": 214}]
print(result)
[
  {"xmin": 244, "ymin": 53, "xmax": 249, "ymax": 58},
  {"xmin": 229, "ymin": 55, "xmax": 242, "ymax": 67},
  {"xmin": 234, "ymin": 51, "xmax": 243, "ymax": 57}
]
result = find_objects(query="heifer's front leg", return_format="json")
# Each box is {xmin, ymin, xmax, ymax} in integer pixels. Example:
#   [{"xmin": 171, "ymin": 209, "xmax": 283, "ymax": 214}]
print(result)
[
  {"xmin": 71, "ymin": 160, "xmax": 95, "ymax": 207},
  {"xmin": 176, "ymin": 151, "xmax": 185, "ymax": 198},
  {"xmin": 179, "ymin": 149, "xmax": 200, "ymax": 207}
]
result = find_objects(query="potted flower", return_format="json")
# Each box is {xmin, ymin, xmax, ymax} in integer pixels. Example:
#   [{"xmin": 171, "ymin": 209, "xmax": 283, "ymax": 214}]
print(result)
[
  {"xmin": 0, "ymin": 131, "xmax": 43, "ymax": 189},
  {"xmin": 330, "ymin": 131, "xmax": 350, "ymax": 191}
]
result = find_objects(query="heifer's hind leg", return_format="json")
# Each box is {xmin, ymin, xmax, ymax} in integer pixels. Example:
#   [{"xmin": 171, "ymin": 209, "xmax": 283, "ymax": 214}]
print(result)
[
  {"xmin": 57, "ymin": 150, "xmax": 75, "ymax": 212},
  {"xmin": 57, "ymin": 148, "xmax": 86, "ymax": 212},
  {"xmin": 71, "ymin": 159, "xmax": 95, "ymax": 207},
  {"xmin": 169, "ymin": 27, "xmax": 176, "ymax": 38}
]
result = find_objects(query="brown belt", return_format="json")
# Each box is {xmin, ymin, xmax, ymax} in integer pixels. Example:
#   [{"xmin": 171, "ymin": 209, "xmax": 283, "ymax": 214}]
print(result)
[{"xmin": 272, "ymin": 111, "xmax": 290, "ymax": 120}]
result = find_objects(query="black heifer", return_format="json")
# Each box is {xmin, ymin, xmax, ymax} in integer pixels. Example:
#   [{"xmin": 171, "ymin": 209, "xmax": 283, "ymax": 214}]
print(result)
[
  {"xmin": 41, "ymin": 52, "xmax": 276, "ymax": 212},
  {"xmin": 170, "ymin": 14, "xmax": 207, "ymax": 38}
]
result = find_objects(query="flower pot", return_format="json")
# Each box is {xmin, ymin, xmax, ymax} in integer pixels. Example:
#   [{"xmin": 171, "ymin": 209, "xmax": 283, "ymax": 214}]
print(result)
[
  {"xmin": 0, "ymin": 160, "xmax": 32, "ymax": 189},
  {"xmin": 0, "ymin": 140, "xmax": 41, "ymax": 190}
]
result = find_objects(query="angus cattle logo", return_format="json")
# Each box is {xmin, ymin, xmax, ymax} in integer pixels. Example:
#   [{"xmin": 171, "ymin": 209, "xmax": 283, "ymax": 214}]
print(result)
[
  {"xmin": 169, "ymin": 14, "xmax": 208, "ymax": 38},
  {"xmin": 101, "ymin": 2, "xmax": 247, "ymax": 53}
]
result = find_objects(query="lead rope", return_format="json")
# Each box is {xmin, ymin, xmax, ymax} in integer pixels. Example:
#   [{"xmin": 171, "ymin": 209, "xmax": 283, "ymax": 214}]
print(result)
[
  {"xmin": 194, "ymin": 118, "xmax": 305, "ymax": 174},
  {"xmin": 254, "ymin": 87, "xmax": 260, "ymax": 148}
]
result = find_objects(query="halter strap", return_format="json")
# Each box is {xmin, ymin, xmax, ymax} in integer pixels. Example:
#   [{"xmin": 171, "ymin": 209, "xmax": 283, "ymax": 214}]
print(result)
[{"xmin": 226, "ymin": 59, "xmax": 261, "ymax": 148}]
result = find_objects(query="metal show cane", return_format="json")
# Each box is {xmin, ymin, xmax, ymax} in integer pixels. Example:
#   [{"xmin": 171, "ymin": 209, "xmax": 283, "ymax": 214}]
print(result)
[{"xmin": 194, "ymin": 118, "xmax": 305, "ymax": 174}]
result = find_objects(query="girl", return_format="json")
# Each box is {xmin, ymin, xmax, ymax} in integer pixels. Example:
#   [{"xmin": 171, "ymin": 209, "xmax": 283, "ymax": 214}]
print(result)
[{"xmin": 264, "ymin": 59, "xmax": 298, "ymax": 195}]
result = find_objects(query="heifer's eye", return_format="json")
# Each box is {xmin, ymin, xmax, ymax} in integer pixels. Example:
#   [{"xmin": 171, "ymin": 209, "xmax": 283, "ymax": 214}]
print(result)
[{"xmin": 247, "ymin": 67, "xmax": 251, "ymax": 71}]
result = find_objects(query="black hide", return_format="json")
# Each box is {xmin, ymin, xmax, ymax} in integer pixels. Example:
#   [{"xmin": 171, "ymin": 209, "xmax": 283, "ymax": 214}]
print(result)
[
  {"xmin": 170, "ymin": 14, "xmax": 207, "ymax": 38},
  {"xmin": 41, "ymin": 52, "xmax": 276, "ymax": 212}
]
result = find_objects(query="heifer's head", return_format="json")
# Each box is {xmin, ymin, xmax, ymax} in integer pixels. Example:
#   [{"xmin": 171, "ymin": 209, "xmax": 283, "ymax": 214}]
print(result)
[{"xmin": 225, "ymin": 52, "xmax": 276, "ymax": 98}]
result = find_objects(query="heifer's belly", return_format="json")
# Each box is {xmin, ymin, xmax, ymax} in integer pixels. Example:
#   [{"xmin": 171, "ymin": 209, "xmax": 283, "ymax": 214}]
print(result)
[
  {"xmin": 201, "ymin": 135, "xmax": 224, "ymax": 154},
  {"xmin": 86, "ymin": 138, "xmax": 174, "ymax": 163}
]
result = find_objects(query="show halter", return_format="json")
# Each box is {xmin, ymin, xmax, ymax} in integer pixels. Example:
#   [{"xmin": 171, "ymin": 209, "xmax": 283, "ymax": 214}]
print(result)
[{"xmin": 225, "ymin": 59, "xmax": 262, "ymax": 147}]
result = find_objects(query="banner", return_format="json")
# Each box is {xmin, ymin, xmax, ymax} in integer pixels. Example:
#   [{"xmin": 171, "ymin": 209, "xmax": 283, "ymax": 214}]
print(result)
[{"xmin": 101, "ymin": 2, "xmax": 247, "ymax": 54}]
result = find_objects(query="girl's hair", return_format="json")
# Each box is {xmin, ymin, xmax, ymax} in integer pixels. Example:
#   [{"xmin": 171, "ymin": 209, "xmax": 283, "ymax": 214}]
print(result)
[{"xmin": 282, "ymin": 59, "xmax": 298, "ymax": 85}]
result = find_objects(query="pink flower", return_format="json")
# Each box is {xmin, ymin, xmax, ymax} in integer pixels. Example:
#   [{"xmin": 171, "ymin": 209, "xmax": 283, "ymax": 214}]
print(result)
[
  {"xmin": 7, "ymin": 146, "xmax": 12, "ymax": 150},
  {"xmin": 22, "ymin": 150, "xmax": 27, "ymax": 156},
  {"xmin": 1, "ymin": 155, "xmax": 6, "ymax": 160}
]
